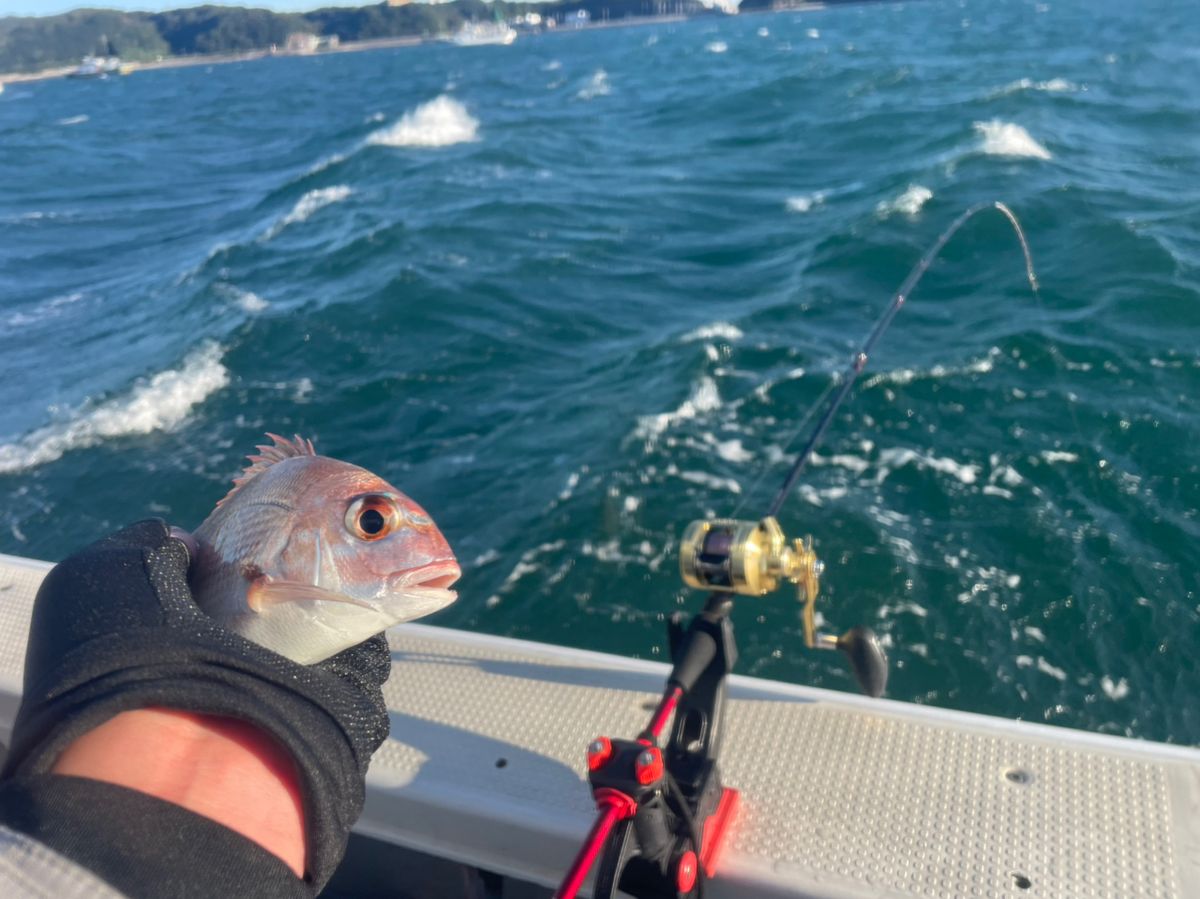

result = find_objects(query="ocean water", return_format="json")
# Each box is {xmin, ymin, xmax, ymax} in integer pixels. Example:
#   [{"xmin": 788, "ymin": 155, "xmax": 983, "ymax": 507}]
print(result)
[{"xmin": 1, "ymin": 0, "xmax": 1198, "ymax": 745}]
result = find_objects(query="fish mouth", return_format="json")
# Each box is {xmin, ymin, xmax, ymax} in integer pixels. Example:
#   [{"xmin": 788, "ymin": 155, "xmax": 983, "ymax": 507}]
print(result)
[{"xmin": 388, "ymin": 561, "xmax": 462, "ymax": 595}]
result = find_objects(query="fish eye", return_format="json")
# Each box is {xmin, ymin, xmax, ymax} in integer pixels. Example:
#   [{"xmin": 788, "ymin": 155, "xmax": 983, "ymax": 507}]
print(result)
[{"xmin": 345, "ymin": 495, "xmax": 399, "ymax": 542}]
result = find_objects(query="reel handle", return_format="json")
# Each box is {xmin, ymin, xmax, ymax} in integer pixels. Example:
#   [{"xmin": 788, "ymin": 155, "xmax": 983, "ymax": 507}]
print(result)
[{"xmin": 819, "ymin": 627, "xmax": 888, "ymax": 698}]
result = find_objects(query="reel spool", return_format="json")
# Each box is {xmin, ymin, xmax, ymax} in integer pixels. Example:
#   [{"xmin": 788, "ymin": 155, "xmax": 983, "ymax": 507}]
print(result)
[{"xmin": 679, "ymin": 517, "xmax": 888, "ymax": 697}]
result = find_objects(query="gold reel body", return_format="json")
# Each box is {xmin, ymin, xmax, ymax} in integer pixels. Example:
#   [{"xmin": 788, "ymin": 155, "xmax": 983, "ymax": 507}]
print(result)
[{"xmin": 679, "ymin": 517, "xmax": 824, "ymax": 649}]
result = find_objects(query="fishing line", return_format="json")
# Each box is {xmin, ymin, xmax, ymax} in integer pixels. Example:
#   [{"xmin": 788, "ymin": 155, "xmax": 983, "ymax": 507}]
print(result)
[{"xmin": 732, "ymin": 201, "xmax": 1044, "ymax": 520}]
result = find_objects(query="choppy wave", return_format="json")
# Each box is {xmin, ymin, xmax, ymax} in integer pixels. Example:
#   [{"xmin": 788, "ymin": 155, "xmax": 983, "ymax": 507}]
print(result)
[
  {"xmin": 991, "ymin": 77, "xmax": 1079, "ymax": 97},
  {"xmin": 862, "ymin": 348, "xmax": 1001, "ymax": 387},
  {"xmin": 0, "ymin": 343, "xmax": 229, "ymax": 474},
  {"xmin": 218, "ymin": 283, "xmax": 269, "ymax": 313},
  {"xmin": 681, "ymin": 322, "xmax": 744, "ymax": 342},
  {"xmin": 263, "ymin": 185, "xmax": 352, "ymax": 239},
  {"xmin": 633, "ymin": 376, "xmax": 721, "ymax": 446},
  {"xmin": 786, "ymin": 191, "xmax": 827, "ymax": 213},
  {"xmin": 876, "ymin": 184, "xmax": 932, "ymax": 217},
  {"xmin": 577, "ymin": 69, "xmax": 611, "ymax": 100},
  {"xmin": 366, "ymin": 95, "xmax": 479, "ymax": 148},
  {"xmin": 1, "ymin": 291, "xmax": 86, "ymax": 330},
  {"xmin": 1, "ymin": 210, "xmax": 75, "ymax": 225},
  {"xmin": 975, "ymin": 120, "xmax": 1052, "ymax": 159},
  {"xmin": 876, "ymin": 447, "xmax": 981, "ymax": 485}
]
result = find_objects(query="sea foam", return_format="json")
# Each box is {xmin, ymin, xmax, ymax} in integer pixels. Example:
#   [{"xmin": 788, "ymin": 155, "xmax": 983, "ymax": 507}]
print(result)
[
  {"xmin": 877, "ymin": 184, "xmax": 932, "ymax": 217},
  {"xmin": 367, "ymin": 96, "xmax": 479, "ymax": 148},
  {"xmin": 634, "ymin": 377, "xmax": 721, "ymax": 446},
  {"xmin": 577, "ymin": 70, "xmax": 611, "ymax": 100},
  {"xmin": 2, "ymin": 291, "xmax": 86, "ymax": 330},
  {"xmin": 992, "ymin": 77, "xmax": 1079, "ymax": 97},
  {"xmin": 681, "ymin": 322, "xmax": 744, "ymax": 342},
  {"xmin": 786, "ymin": 191, "xmax": 827, "ymax": 213},
  {"xmin": 975, "ymin": 120, "xmax": 1052, "ymax": 159},
  {"xmin": 220, "ymin": 284, "xmax": 269, "ymax": 313},
  {"xmin": 264, "ymin": 185, "xmax": 352, "ymax": 239},
  {"xmin": 0, "ymin": 343, "xmax": 229, "ymax": 474}
]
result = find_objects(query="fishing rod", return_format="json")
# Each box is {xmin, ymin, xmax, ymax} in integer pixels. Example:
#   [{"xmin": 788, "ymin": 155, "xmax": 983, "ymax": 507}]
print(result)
[{"xmin": 554, "ymin": 202, "xmax": 1040, "ymax": 899}]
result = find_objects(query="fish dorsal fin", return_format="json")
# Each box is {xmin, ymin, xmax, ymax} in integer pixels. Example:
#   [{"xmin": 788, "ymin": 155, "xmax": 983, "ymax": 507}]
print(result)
[{"xmin": 217, "ymin": 433, "xmax": 317, "ymax": 508}]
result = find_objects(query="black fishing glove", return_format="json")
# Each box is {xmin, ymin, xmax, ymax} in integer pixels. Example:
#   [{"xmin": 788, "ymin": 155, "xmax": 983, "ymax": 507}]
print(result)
[{"xmin": 0, "ymin": 519, "xmax": 391, "ymax": 897}]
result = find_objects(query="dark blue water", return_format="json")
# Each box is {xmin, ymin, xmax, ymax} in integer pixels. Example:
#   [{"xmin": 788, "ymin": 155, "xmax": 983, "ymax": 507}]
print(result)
[{"xmin": 2, "ymin": 0, "xmax": 1198, "ymax": 744}]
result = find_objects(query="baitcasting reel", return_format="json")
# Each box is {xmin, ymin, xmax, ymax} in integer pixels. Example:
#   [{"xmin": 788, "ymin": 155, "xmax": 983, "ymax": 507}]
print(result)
[{"xmin": 679, "ymin": 517, "xmax": 888, "ymax": 697}]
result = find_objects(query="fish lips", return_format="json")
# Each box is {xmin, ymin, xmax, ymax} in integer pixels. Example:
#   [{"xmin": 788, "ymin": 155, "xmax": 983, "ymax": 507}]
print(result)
[{"xmin": 386, "ymin": 560, "xmax": 462, "ymax": 607}]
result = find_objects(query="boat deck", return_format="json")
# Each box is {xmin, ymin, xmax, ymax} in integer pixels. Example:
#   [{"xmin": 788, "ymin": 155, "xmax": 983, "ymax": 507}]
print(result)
[{"xmin": 0, "ymin": 553, "xmax": 1197, "ymax": 898}]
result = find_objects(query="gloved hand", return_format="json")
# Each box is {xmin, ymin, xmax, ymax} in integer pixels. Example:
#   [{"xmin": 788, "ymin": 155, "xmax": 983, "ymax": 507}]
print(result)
[{"xmin": 1, "ymin": 519, "xmax": 391, "ymax": 894}]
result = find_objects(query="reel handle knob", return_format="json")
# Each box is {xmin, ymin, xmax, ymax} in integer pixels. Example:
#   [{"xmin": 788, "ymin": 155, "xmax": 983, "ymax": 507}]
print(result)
[{"xmin": 836, "ymin": 627, "xmax": 888, "ymax": 698}]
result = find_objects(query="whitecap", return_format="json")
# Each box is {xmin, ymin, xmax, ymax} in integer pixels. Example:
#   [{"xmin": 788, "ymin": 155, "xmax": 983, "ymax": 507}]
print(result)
[
  {"xmin": 0, "ymin": 342, "xmax": 229, "ymax": 474},
  {"xmin": 263, "ymin": 185, "xmax": 352, "ymax": 239},
  {"xmin": 57, "ymin": 114, "xmax": 89, "ymax": 126},
  {"xmin": 876, "ymin": 184, "xmax": 932, "ymax": 217},
  {"xmin": 876, "ymin": 447, "xmax": 980, "ymax": 485},
  {"xmin": 713, "ymin": 437, "xmax": 752, "ymax": 463},
  {"xmin": 633, "ymin": 377, "xmax": 721, "ymax": 446},
  {"xmin": 577, "ymin": 69, "xmax": 610, "ymax": 100},
  {"xmin": 706, "ymin": 41, "xmax": 728, "ymax": 54},
  {"xmin": 541, "ymin": 60, "xmax": 562, "ymax": 71},
  {"xmin": 1040, "ymin": 450, "xmax": 1078, "ymax": 464},
  {"xmin": 1, "ymin": 291, "xmax": 86, "ymax": 329},
  {"xmin": 472, "ymin": 548, "xmax": 500, "ymax": 567},
  {"xmin": 2, "ymin": 210, "xmax": 73, "ymax": 225},
  {"xmin": 485, "ymin": 540, "xmax": 565, "ymax": 608},
  {"xmin": 305, "ymin": 151, "xmax": 348, "ymax": 177},
  {"xmin": 993, "ymin": 77, "xmax": 1078, "ymax": 97},
  {"xmin": 786, "ymin": 191, "xmax": 826, "ymax": 213},
  {"xmin": 366, "ymin": 95, "xmax": 479, "ymax": 148},
  {"xmin": 222, "ymin": 285, "xmax": 269, "ymax": 313},
  {"xmin": 806, "ymin": 28, "xmax": 820, "ymax": 38},
  {"xmin": 1100, "ymin": 676, "xmax": 1129, "ymax": 700},
  {"xmin": 863, "ymin": 347, "xmax": 1000, "ymax": 387},
  {"xmin": 676, "ymin": 470, "xmax": 741, "ymax": 494},
  {"xmin": 1036, "ymin": 657, "xmax": 1067, "ymax": 681},
  {"xmin": 974, "ymin": 120, "xmax": 1052, "ymax": 159},
  {"xmin": 757, "ymin": 27, "xmax": 770, "ymax": 37},
  {"xmin": 681, "ymin": 322, "xmax": 743, "ymax": 342}
]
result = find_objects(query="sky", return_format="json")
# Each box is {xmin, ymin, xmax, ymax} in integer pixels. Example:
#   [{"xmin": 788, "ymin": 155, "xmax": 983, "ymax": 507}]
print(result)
[{"xmin": 0, "ymin": 1, "xmax": 369, "ymax": 14}]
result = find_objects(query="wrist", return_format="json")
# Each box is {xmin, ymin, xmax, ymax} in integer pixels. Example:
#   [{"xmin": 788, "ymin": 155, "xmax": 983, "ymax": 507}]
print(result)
[{"xmin": 50, "ymin": 707, "xmax": 306, "ymax": 877}]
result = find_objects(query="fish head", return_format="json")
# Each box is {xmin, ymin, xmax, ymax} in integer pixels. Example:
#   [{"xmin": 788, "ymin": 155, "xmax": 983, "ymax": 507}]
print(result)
[
  {"xmin": 195, "ymin": 434, "xmax": 461, "ymax": 624},
  {"xmin": 280, "ymin": 457, "xmax": 462, "ymax": 607}
]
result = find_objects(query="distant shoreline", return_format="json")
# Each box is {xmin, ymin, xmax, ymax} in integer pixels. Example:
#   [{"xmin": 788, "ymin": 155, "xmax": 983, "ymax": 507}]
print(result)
[
  {"xmin": 0, "ymin": 4, "xmax": 836, "ymax": 87},
  {"xmin": 0, "ymin": 13, "xmax": 713, "ymax": 87}
]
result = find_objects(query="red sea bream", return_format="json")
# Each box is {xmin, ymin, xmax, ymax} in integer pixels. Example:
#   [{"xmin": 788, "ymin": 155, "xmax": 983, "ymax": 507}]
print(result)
[{"xmin": 189, "ymin": 434, "xmax": 460, "ymax": 664}]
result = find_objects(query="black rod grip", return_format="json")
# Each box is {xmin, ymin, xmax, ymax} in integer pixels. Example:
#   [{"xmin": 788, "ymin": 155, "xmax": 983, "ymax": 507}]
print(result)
[{"xmin": 667, "ymin": 627, "xmax": 718, "ymax": 694}]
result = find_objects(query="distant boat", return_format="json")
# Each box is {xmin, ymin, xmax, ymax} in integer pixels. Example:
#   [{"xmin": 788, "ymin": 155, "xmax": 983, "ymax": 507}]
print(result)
[
  {"xmin": 67, "ymin": 56, "xmax": 128, "ymax": 80},
  {"xmin": 446, "ymin": 22, "xmax": 517, "ymax": 47}
]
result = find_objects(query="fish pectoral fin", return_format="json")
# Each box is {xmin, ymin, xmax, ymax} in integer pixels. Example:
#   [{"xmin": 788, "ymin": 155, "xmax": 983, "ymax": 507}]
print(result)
[{"xmin": 247, "ymin": 577, "xmax": 375, "ymax": 613}]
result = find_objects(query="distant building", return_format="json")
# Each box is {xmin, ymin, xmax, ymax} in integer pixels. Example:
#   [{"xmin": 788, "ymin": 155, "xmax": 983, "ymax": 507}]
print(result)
[
  {"xmin": 283, "ymin": 33, "xmax": 339, "ymax": 54},
  {"xmin": 286, "ymin": 33, "xmax": 320, "ymax": 54},
  {"xmin": 386, "ymin": 0, "xmax": 412, "ymax": 6}
]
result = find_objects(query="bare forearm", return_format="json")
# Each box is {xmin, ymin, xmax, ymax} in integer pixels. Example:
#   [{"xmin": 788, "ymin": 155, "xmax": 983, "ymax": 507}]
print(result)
[{"xmin": 51, "ymin": 707, "xmax": 306, "ymax": 877}]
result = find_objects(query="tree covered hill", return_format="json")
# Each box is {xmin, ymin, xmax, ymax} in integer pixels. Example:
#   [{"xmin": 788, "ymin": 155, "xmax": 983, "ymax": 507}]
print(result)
[{"xmin": 0, "ymin": 1, "xmax": 713, "ymax": 74}]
